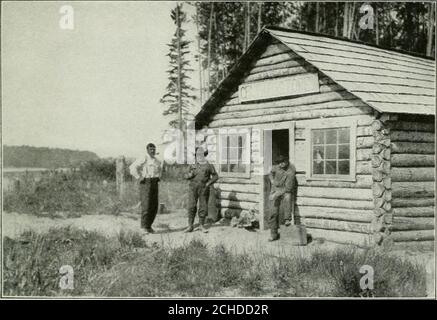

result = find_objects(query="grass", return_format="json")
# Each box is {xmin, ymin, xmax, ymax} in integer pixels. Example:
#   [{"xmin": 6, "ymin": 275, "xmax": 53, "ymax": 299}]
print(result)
[
  {"xmin": 3, "ymin": 170, "xmax": 189, "ymax": 216},
  {"xmin": 3, "ymin": 227, "xmax": 427, "ymax": 297}
]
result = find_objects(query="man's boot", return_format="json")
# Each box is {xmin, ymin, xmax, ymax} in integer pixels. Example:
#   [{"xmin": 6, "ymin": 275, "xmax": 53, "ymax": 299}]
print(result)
[
  {"xmin": 184, "ymin": 216, "xmax": 194, "ymax": 233},
  {"xmin": 198, "ymin": 218, "xmax": 208, "ymax": 233}
]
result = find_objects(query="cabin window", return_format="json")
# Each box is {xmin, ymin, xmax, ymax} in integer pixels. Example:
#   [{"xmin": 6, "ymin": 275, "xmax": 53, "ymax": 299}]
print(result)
[
  {"xmin": 307, "ymin": 122, "xmax": 356, "ymax": 181},
  {"xmin": 218, "ymin": 129, "xmax": 251, "ymax": 178}
]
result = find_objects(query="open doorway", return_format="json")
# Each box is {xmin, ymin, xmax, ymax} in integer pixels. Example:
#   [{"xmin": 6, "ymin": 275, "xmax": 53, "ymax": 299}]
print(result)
[{"xmin": 262, "ymin": 128, "xmax": 290, "ymax": 229}]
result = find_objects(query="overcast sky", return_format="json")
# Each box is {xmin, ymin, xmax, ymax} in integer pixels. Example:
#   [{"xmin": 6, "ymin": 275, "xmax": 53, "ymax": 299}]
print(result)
[{"xmin": 2, "ymin": 1, "xmax": 200, "ymax": 158}]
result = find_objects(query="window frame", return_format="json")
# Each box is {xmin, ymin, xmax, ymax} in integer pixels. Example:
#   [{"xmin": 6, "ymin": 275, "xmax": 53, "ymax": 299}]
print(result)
[
  {"xmin": 305, "ymin": 119, "xmax": 357, "ymax": 182},
  {"xmin": 217, "ymin": 128, "xmax": 252, "ymax": 178}
]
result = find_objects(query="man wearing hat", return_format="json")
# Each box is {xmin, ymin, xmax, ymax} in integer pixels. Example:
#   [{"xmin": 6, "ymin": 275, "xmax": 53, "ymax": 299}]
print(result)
[
  {"xmin": 268, "ymin": 155, "xmax": 296, "ymax": 241},
  {"xmin": 129, "ymin": 143, "xmax": 162, "ymax": 234},
  {"xmin": 184, "ymin": 146, "xmax": 218, "ymax": 233}
]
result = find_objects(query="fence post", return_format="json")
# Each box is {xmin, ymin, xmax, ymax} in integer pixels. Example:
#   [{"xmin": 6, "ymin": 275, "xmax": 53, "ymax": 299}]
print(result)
[{"xmin": 116, "ymin": 156, "xmax": 126, "ymax": 200}]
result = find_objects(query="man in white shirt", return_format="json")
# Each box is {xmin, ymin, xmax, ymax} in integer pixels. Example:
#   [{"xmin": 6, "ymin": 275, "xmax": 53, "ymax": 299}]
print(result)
[{"xmin": 129, "ymin": 143, "xmax": 162, "ymax": 233}]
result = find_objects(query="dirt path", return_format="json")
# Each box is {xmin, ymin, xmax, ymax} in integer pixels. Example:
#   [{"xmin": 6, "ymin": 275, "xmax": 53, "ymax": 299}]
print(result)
[{"xmin": 2, "ymin": 211, "xmax": 434, "ymax": 265}]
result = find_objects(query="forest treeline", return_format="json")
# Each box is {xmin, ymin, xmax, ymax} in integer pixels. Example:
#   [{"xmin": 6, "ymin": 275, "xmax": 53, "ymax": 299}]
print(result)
[
  {"xmin": 160, "ymin": 2, "xmax": 435, "ymax": 128},
  {"xmin": 194, "ymin": 1, "xmax": 435, "ymax": 101},
  {"xmin": 3, "ymin": 145, "xmax": 99, "ymax": 168}
]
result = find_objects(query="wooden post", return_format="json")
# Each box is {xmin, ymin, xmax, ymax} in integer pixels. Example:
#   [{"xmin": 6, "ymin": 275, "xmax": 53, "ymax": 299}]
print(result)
[{"xmin": 116, "ymin": 156, "xmax": 126, "ymax": 200}]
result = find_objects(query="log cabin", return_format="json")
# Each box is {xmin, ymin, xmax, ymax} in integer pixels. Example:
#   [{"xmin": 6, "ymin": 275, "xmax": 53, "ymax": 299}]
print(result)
[{"xmin": 195, "ymin": 27, "xmax": 435, "ymax": 247}]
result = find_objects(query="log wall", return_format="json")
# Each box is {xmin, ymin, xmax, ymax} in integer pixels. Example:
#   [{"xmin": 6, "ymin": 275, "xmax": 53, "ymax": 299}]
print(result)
[
  {"xmin": 207, "ymin": 42, "xmax": 376, "ymax": 246},
  {"xmin": 388, "ymin": 116, "xmax": 435, "ymax": 243}
]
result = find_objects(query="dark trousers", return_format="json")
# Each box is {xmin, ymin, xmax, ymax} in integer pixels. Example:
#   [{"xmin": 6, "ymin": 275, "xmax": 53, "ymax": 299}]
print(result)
[
  {"xmin": 269, "ymin": 193, "xmax": 293, "ymax": 236},
  {"xmin": 187, "ymin": 182, "xmax": 209, "ymax": 227},
  {"xmin": 139, "ymin": 178, "xmax": 159, "ymax": 229}
]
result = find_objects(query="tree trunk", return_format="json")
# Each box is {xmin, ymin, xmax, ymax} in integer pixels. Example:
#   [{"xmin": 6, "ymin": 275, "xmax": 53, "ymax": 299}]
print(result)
[
  {"xmin": 427, "ymin": 2, "xmax": 435, "ymax": 57},
  {"xmin": 335, "ymin": 2, "xmax": 339, "ymax": 36},
  {"xmin": 343, "ymin": 2, "xmax": 349, "ymax": 37},
  {"xmin": 375, "ymin": 3, "xmax": 379, "ymax": 45},
  {"xmin": 206, "ymin": 2, "xmax": 214, "ymax": 98},
  {"xmin": 258, "ymin": 2, "xmax": 262, "ymax": 33},
  {"xmin": 195, "ymin": 4, "xmax": 203, "ymax": 106},
  {"xmin": 245, "ymin": 2, "xmax": 251, "ymax": 49},
  {"xmin": 176, "ymin": 4, "xmax": 183, "ymax": 132},
  {"xmin": 315, "ymin": 2, "xmax": 319, "ymax": 33}
]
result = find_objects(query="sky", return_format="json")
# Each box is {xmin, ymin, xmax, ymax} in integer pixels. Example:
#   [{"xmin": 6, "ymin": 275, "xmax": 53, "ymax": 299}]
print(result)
[{"xmin": 2, "ymin": 1, "xmax": 200, "ymax": 158}]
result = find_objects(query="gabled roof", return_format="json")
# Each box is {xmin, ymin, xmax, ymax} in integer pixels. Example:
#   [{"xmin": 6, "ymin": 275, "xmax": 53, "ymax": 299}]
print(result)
[{"xmin": 196, "ymin": 27, "xmax": 435, "ymax": 127}]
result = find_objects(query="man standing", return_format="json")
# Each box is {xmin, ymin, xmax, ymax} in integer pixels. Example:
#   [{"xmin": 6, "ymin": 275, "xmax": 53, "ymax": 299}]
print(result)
[
  {"xmin": 184, "ymin": 147, "xmax": 218, "ymax": 233},
  {"xmin": 268, "ymin": 155, "xmax": 296, "ymax": 242},
  {"xmin": 129, "ymin": 143, "xmax": 162, "ymax": 234}
]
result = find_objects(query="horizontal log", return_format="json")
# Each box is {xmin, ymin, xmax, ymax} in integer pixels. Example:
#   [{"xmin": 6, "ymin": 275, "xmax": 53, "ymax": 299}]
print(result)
[
  {"xmin": 296, "ymin": 206, "xmax": 373, "ymax": 223},
  {"xmin": 209, "ymin": 106, "xmax": 374, "ymax": 128},
  {"xmin": 216, "ymin": 191, "xmax": 259, "ymax": 203},
  {"xmin": 391, "ymin": 167, "xmax": 435, "ymax": 182},
  {"xmin": 294, "ymin": 116, "xmax": 373, "ymax": 129},
  {"xmin": 216, "ymin": 99, "xmax": 368, "ymax": 121},
  {"xmin": 219, "ymin": 90, "xmax": 355, "ymax": 114},
  {"xmin": 244, "ymin": 66, "xmax": 316, "ymax": 83},
  {"xmin": 391, "ymin": 142, "xmax": 435, "ymax": 154},
  {"xmin": 253, "ymin": 52, "xmax": 297, "ymax": 68},
  {"xmin": 301, "ymin": 217, "xmax": 371, "ymax": 233},
  {"xmin": 250, "ymin": 59, "xmax": 306, "ymax": 75},
  {"xmin": 392, "ymin": 181, "xmax": 435, "ymax": 198},
  {"xmin": 357, "ymin": 148, "xmax": 373, "ymax": 161},
  {"xmin": 296, "ymin": 174, "xmax": 373, "ymax": 188},
  {"xmin": 388, "ymin": 121, "xmax": 435, "ymax": 132},
  {"xmin": 215, "ymin": 183, "xmax": 259, "ymax": 194},
  {"xmin": 297, "ymin": 197, "xmax": 374, "ymax": 210},
  {"xmin": 259, "ymin": 43, "xmax": 289, "ymax": 58},
  {"xmin": 217, "ymin": 199, "xmax": 258, "ymax": 210},
  {"xmin": 217, "ymin": 177, "xmax": 260, "ymax": 185},
  {"xmin": 390, "ymin": 230, "xmax": 434, "ymax": 242},
  {"xmin": 357, "ymin": 161, "xmax": 372, "ymax": 175},
  {"xmin": 295, "ymin": 126, "xmax": 372, "ymax": 140},
  {"xmin": 357, "ymin": 136, "xmax": 374, "ymax": 149},
  {"xmin": 392, "ymin": 198, "xmax": 435, "ymax": 208},
  {"xmin": 391, "ymin": 154, "xmax": 435, "ymax": 167},
  {"xmin": 392, "ymin": 217, "xmax": 434, "ymax": 231},
  {"xmin": 306, "ymin": 228, "xmax": 372, "ymax": 247},
  {"xmin": 297, "ymin": 186, "xmax": 372, "ymax": 200},
  {"xmin": 391, "ymin": 130, "xmax": 435, "ymax": 143},
  {"xmin": 393, "ymin": 207, "xmax": 435, "ymax": 217}
]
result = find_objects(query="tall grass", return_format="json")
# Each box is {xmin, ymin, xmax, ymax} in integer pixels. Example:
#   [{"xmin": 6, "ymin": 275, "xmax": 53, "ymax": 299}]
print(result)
[
  {"xmin": 3, "ymin": 168, "xmax": 189, "ymax": 216},
  {"xmin": 3, "ymin": 227, "xmax": 427, "ymax": 297}
]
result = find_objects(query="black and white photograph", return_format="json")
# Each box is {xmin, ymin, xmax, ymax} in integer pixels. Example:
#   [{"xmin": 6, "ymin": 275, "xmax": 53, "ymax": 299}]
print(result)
[{"xmin": 1, "ymin": 0, "xmax": 436, "ymax": 302}]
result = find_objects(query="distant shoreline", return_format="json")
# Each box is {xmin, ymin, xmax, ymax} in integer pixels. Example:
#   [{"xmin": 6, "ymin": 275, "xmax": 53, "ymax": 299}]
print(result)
[{"xmin": 2, "ymin": 167, "xmax": 72, "ymax": 173}]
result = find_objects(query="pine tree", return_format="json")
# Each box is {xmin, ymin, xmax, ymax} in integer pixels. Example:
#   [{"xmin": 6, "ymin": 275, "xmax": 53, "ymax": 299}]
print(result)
[{"xmin": 160, "ymin": 3, "xmax": 195, "ymax": 130}]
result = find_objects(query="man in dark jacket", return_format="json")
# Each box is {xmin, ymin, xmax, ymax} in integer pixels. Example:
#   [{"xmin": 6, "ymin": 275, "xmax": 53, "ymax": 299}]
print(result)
[
  {"xmin": 268, "ymin": 155, "xmax": 296, "ymax": 241},
  {"xmin": 184, "ymin": 147, "xmax": 219, "ymax": 233}
]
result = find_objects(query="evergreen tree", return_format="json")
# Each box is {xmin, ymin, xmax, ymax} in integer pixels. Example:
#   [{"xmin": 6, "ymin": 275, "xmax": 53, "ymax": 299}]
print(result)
[{"xmin": 160, "ymin": 3, "xmax": 196, "ymax": 130}]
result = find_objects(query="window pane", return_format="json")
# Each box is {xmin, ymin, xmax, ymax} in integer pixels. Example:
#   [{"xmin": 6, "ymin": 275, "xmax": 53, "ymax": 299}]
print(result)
[
  {"xmin": 220, "ymin": 135, "xmax": 228, "ymax": 164},
  {"xmin": 326, "ymin": 130, "xmax": 337, "ymax": 144},
  {"xmin": 313, "ymin": 161, "xmax": 324, "ymax": 174},
  {"xmin": 326, "ymin": 145, "xmax": 337, "ymax": 159},
  {"xmin": 236, "ymin": 164, "xmax": 246, "ymax": 173},
  {"xmin": 313, "ymin": 130, "xmax": 324, "ymax": 145},
  {"xmin": 326, "ymin": 161, "xmax": 336, "ymax": 174},
  {"xmin": 313, "ymin": 146, "xmax": 324, "ymax": 161},
  {"xmin": 221, "ymin": 164, "xmax": 229, "ymax": 172},
  {"xmin": 338, "ymin": 145, "xmax": 350, "ymax": 159},
  {"xmin": 338, "ymin": 128, "xmax": 350, "ymax": 143},
  {"xmin": 229, "ymin": 147, "xmax": 238, "ymax": 163},
  {"xmin": 338, "ymin": 160, "xmax": 350, "ymax": 175},
  {"xmin": 229, "ymin": 135, "xmax": 238, "ymax": 147}
]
